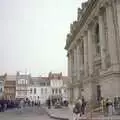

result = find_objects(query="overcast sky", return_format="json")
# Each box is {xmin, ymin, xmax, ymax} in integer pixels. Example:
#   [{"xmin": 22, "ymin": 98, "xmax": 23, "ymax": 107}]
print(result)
[{"xmin": 0, "ymin": 0, "xmax": 87, "ymax": 76}]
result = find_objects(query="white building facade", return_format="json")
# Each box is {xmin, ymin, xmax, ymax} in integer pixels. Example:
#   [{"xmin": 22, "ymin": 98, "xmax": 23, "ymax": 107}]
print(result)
[
  {"xmin": 49, "ymin": 72, "xmax": 68, "ymax": 101},
  {"xmin": 27, "ymin": 77, "xmax": 51, "ymax": 104},
  {"xmin": 65, "ymin": 0, "xmax": 120, "ymax": 105},
  {"xmin": 16, "ymin": 72, "xmax": 31, "ymax": 99}
]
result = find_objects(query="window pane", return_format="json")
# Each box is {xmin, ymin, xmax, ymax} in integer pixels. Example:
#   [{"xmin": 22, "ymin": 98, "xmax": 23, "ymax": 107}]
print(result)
[{"xmin": 34, "ymin": 88, "xmax": 36, "ymax": 94}]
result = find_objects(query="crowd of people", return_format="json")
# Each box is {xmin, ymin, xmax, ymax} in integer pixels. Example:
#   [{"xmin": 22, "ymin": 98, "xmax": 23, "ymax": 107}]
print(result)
[
  {"xmin": 0, "ymin": 98, "xmax": 41, "ymax": 112},
  {"xmin": 101, "ymin": 97, "xmax": 120, "ymax": 116},
  {"xmin": 72, "ymin": 96, "xmax": 120, "ymax": 120},
  {"xmin": 0, "ymin": 99, "xmax": 19, "ymax": 112},
  {"xmin": 46, "ymin": 97, "xmax": 69, "ymax": 109}
]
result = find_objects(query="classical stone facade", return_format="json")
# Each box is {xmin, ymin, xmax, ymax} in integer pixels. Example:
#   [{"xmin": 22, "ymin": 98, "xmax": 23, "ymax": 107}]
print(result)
[{"xmin": 65, "ymin": 0, "xmax": 120, "ymax": 105}]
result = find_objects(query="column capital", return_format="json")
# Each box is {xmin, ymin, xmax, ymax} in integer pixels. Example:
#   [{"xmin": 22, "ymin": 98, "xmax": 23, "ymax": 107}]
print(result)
[
  {"xmin": 104, "ymin": 0, "xmax": 112, "ymax": 8},
  {"xmin": 83, "ymin": 31, "xmax": 88, "ymax": 36}
]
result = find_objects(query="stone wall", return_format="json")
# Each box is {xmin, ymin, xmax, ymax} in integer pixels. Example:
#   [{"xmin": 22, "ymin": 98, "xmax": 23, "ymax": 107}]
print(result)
[
  {"xmin": 82, "ymin": 82, "xmax": 92, "ymax": 102},
  {"xmin": 100, "ymin": 73, "xmax": 120, "ymax": 100}
]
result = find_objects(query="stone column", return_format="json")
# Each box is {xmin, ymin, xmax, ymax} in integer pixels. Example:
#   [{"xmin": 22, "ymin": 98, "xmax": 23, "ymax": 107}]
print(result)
[
  {"xmin": 105, "ymin": 1, "xmax": 119, "ymax": 71},
  {"xmin": 88, "ymin": 26, "xmax": 94, "ymax": 75},
  {"xmin": 116, "ymin": 0, "xmax": 120, "ymax": 37},
  {"xmin": 73, "ymin": 46, "xmax": 77, "ymax": 80},
  {"xmin": 83, "ymin": 32, "xmax": 88, "ymax": 77},
  {"xmin": 68, "ymin": 52, "xmax": 71, "ymax": 81},
  {"xmin": 98, "ymin": 9, "xmax": 106, "ymax": 70},
  {"xmin": 76, "ymin": 44, "xmax": 80, "ymax": 80},
  {"xmin": 71, "ymin": 50, "xmax": 74, "ymax": 83},
  {"xmin": 79, "ymin": 41, "xmax": 84, "ymax": 76}
]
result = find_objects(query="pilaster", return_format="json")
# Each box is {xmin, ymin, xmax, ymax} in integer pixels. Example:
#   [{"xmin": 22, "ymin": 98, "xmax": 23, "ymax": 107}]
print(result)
[
  {"xmin": 76, "ymin": 43, "xmax": 80, "ymax": 81},
  {"xmin": 88, "ymin": 25, "xmax": 94, "ymax": 75},
  {"xmin": 105, "ymin": 1, "xmax": 120, "ymax": 71},
  {"xmin": 73, "ymin": 46, "xmax": 77, "ymax": 81},
  {"xmin": 83, "ymin": 32, "xmax": 89, "ymax": 77},
  {"xmin": 98, "ymin": 8, "xmax": 106, "ymax": 70}
]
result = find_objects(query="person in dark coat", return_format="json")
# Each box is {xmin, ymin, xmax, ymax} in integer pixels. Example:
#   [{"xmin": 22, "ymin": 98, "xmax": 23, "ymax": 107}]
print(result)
[
  {"xmin": 73, "ymin": 100, "xmax": 82, "ymax": 120},
  {"xmin": 81, "ymin": 96, "xmax": 86, "ymax": 115},
  {"xmin": 0, "ymin": 99, "xmax": 5, "ymax": 112},
  {"xmin": 47, "ymin": 99, "xmax": 51, "ymax": 109}
]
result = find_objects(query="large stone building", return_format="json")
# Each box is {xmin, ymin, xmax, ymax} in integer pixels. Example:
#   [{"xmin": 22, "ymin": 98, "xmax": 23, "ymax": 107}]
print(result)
[{"xmin": 65, "ymin": 0, "xmax": 120, "ymax": 105}]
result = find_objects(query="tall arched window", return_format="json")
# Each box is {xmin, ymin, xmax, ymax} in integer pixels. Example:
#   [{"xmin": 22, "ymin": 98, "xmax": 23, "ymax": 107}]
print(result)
[{"xmin": 95, "ymin": 24, "xmax": 101, "ymax": 55}]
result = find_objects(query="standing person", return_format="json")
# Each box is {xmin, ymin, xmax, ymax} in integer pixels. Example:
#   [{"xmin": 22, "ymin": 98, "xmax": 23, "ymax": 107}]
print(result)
[
  {"xmin": 4, "ymin": 100, "xmax": 7, "ymax": 111},
  {"xmin": 101, "ymin": 97, "xmax": 105, "ymax": 113},
  {"xmin": 106, "ymin": 98, "xmax": 113, "ymax": 117},
  {"xmin": 107, "ymin": 99, "xmax": 113, "ymax": 116},
  {"xmin": 0, "ymin": 98, "xmax": 4, "ymax": 112},
  {"xmin": 73, "ymin": 99, "xmax": 82, "ymax": 120},
  {"xmin": 47, "ymin": 98, "xmax": 51, "ymax": 109},
  {"xmin": 19, "ymin": 99, "xmax": 24, "ymax": 113},
  {"xmin": 32, "ymin": 101, "xmax": 34, "ymax": 107},
  {"xmin": 78, "ymin": 98, "xmax": 82, "ymax": 116},
  {"xmin": 81, "ymin": 96, "xmax": 86, "ymax": 115}
]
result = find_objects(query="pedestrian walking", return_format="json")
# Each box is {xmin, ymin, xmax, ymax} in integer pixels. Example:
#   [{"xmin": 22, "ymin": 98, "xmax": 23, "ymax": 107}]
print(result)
[
  {"xmin": 81, "ymin": 96, "xmax": 86, "ymax": 115},
  {"xmin": 107, "ymin": 99, "xmax": 113, "ymax": 116},
  {"xmin": 105, "ymin": 98, "xmax": 113, "ymax": 117},
  {"xmin": 47, "ymin": 99, "xmax": 51, "ymax": 109},
  {"xmin": 19, "ymin": 99, "xmax": 24, "ymax": 113},
  {"xmin": 73, "ymin": 99, "xmax": 82, "ymax": 120},
  {"xmin": 101, "ymin": 97, "xmax": 105, "ymax": 113}
]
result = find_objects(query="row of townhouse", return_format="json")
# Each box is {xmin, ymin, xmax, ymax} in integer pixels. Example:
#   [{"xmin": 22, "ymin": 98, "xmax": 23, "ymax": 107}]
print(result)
[
  {"xmin": 0, "ymin": 72, "xmax": 68, "ymax": 104},
  {"xmin": 15, "ymin": 72, "xmax": 69, "ymax": 104}
]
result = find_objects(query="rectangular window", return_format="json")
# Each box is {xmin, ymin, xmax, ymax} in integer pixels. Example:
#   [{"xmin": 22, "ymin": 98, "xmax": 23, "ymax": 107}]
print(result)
[
  {"xmin": 52, "ymin": 89, "xmax": 54, "ymax": 94},
  {"xmin": 59, "ymin": 89, "xmax": 61, "ymax": 94},
  {"xmin": 30, "ymin": 88, "xmax": 32, "ymax": 94},
  {"xmin": 34, "ymin": 88, "xmax": 36, "ymax": 94},
  {"xmin": 41, "ymin": 88, "xmax": 43, "ymax": 94},
  {"xmin": 45, "ymin": 88, "xmax": 47, "ymax": 94},
  {"xmin": 56, "ymin": 89, "xmax": 57, "ymax": 94}
]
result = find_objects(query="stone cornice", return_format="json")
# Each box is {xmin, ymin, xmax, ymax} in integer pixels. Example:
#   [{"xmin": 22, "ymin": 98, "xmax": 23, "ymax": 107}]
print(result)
[
  {"xmin": 65, "ymin": 0, "xmax": 98, "ymax": 50},
  {"xmin": 65, "ymin": 0, "xmax": 113, "ymax": 51}
]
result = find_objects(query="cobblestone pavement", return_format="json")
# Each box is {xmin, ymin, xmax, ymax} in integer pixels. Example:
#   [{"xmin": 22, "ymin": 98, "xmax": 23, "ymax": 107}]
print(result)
[{"xmin": 0, "ymin": 106, "xmax": 55, "ymax": 120}]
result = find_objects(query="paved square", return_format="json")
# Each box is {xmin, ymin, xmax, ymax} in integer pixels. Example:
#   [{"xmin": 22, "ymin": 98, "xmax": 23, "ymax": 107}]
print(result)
[{"xmin": 0, "ymin": 107, "xmax": 54, "ymax": 120}]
